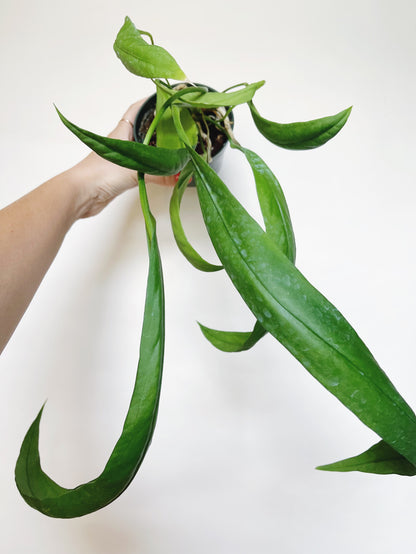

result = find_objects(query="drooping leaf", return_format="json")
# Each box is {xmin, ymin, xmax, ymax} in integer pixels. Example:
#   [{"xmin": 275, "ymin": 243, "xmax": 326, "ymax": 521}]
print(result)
[
  {"xmin": 188, "ymin": 146, "xmax": 416, "ymax": 469},
  {"xmin": 199, "ymin": 144, "xmax": 296, "ymax": 352},
  {"xmin": 169, "ymin": 163, "xmax": 223, "ymax": 272},
  {"xmin": 56, "ymin": 107, "xmax": 190, "ymax": 175},
  {"xmin": 249, "ymin": 102, "xmax": 352, "ymax": 150},
  {"xmin": 317, "ymin": 440, "xmax": 416, "ymax": 476},
  {"xmin": 198, "ymin": 320, "xmax": 266, "ymax": 352},
  {"xmin": 113, "ymin": 16, "xmax": 186, "ymax": 80},
  {"xmin": 232, "ymin": 143, "xmax": 296, "ymax": 262},
  {"xmin": 15, "ymin": 180, "xmax": 165, "ymax": 517}
]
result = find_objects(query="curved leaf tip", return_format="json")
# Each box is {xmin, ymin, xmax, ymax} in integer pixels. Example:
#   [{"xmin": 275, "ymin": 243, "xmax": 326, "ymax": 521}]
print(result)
[
  {"xmin": 317, "ymin": 440, "xmax": 416, "ymax": 476},
  {"xmin": 15, "ymin": 205, "xmax": 165, "ymax": 518},
  {"xmin": 198, "ymin": 321, "xmax": 266, "ymax": 353}
]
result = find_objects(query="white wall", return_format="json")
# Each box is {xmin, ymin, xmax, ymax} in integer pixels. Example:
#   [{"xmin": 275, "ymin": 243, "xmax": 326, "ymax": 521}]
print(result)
[{"xmin": 1, "ymin": 0, "xmax": 416, "ymax": 552}]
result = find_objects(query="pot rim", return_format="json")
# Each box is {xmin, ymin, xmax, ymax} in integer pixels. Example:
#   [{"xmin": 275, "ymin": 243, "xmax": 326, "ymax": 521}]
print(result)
[{"xmin": 133, "ymin": 83, "xmax": 234, "ymax": 159}]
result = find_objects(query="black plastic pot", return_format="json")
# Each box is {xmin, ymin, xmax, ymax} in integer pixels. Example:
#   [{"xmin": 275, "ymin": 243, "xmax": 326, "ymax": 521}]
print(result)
[{"xmin": 134, "ymin": 84, "xmax": 234, "ymax": 180}]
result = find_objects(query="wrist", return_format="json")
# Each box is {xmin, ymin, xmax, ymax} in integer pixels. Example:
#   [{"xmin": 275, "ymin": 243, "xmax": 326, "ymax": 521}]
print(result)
[
  {"xmin": 67, "ymin": 153, "xmax": 138, "ymax": 219},
  {"xmin": 44, "ymin": 166, "xmax": 97, "ymax": 225},
  {"xmin": 64, "ymin": 163, "xmax": 102, "ymax": 220},
  {"xmin": 59, "ymin": 156, "xmax": 113, "ymax": 221}
]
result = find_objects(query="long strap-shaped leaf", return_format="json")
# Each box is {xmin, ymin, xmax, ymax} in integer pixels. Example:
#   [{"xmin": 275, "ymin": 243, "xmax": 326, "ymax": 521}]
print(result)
[
  {"xmin": 169, "ymin": 163, "xmax": 223, "ymax": 272},
  {"xmin": 188, "ymin": 146, "xmax": 416, "ymax": 466},
  {"xmin": 15, "ymin": 176, "xmax": 165, "ymax": 518},
  {"xmin": 249, "ymin": 102, "xmax": 352, "ymax": 150},
  {"xmin": 232, "ymin": 144, "xmax": 296, "ymax": 263},
  {"xmin": 198, "ymin": 144, "xmax": 295, "ymax": 352},
  {"xmin": 56, "ymin": 108, "xmax": 190, "ymax": 176}
]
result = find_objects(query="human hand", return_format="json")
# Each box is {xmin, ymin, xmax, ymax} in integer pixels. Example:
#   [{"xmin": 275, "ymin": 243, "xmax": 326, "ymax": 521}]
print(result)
[{"xmin": 68, "ymin": 99, "xmax": 176, "ymax": 219}]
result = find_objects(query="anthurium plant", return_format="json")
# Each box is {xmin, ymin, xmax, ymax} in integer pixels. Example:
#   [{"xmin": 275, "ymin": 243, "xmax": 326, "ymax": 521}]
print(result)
[{"xmin": 15, "ymin": 16, "xmax": 416, "ymax": 519}]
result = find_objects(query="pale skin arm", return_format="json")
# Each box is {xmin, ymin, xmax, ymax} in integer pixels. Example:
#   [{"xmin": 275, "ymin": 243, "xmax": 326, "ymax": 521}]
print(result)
[{"xmin": 0, "ymin": 100, "xmax": 174, "ymax": 354}]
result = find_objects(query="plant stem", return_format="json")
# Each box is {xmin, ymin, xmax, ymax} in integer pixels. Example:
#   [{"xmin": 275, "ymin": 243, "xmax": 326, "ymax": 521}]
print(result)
[{"xmin": 222, "ymin": 82, "xmax": 249, "ymax": 93}]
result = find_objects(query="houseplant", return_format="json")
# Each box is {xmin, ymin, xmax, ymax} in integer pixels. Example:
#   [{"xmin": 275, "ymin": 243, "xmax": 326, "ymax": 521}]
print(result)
[{"xmin": 14, "ymin": 16, "xmax": 416, "ymax": 519}]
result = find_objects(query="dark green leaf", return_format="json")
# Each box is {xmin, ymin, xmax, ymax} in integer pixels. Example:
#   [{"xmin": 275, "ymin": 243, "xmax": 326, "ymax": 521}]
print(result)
[
  {"xmin": 188, "ymin": 146, "xmax": 416, "ymax": 468},
  {"xmin": 232, "ymin": 144, "xmax": 296, "ymax": 262},
  {"xmin": 169, "ymin": 164, "xmax": 222, "ymax": 272},
  {"xmin": 198, "ymin": 320, "xmax": 266, "ymax": 352},
  {"xmin": 198, "ymin": 145, "xmax": 296, "ymax": 352},
  {"xmin": 317, "ymin": 440, "xmax": 416, "ymax": 476},
  {"xmin": 56, "ymin": 107, "xmax": 190, "ymax": 175},
  {"xmin": 249, "ymin": 102, "xmax": 352, "ymax": 150},
  {"xmin": 15, "ymin": 178, "xmax": 165, "ymax": 518},
  {"xmin": 113, "ymin": 16, "xmax": 186, "ymax": 80}
]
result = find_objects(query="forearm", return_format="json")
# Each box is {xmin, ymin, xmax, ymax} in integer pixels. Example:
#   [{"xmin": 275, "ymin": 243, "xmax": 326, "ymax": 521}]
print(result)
[
  {"xmin": 0, "ymin": 169, "xmax": 90, "ymax": 353},
  {"xmin": 0, "ymin": 99, "xmax": 175, "ymax": 354}
]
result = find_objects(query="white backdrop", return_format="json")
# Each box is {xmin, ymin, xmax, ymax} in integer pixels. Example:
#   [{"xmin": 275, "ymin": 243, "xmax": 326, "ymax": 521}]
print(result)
[{"xmin": 1, "ymin": 0, "xmax": 416, "ymax": 552}]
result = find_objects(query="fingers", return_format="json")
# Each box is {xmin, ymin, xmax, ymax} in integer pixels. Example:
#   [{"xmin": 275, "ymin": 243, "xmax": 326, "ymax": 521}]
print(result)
[
  {"xmin": 108, "ymin": 99, "xmax": 146, "ymax": 141},
  {"xmin": 122, "ymin": 99, "xmax": 146, "ymax": 122},
  {"xmin": 105, "ymin": 99, "xmax": 176, "ymax": 188},
  {"xmin": 145, "ymin": 174, "xmax": 177, "ymax": 187}
]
